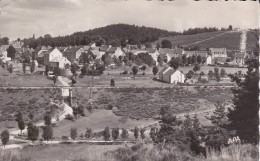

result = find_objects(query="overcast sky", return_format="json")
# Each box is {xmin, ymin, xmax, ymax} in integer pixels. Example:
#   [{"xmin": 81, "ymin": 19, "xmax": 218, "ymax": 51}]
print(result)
[{"xmin": 0, "ymin": 0, "xmax": 259, "ymax": 40}]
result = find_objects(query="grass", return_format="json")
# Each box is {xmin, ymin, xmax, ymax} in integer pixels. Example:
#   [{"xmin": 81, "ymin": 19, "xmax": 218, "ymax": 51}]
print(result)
[
  {"xmin": 72, "ymin": 87, "xmax": 233, "ymax": 120},
  {"xmin": 246, "ymin": 30, "xmax": 259, "ymax": 52},
  {"xmin": 74, "ymin": 65, "xmax": 246, "ymax": 87},
  {"xmin": 0, "ymin": 88, "xmax": 63, "ymax": 130},
  {"xmin": 53, "ymin": 109, "xmax": 155, "ymax": 138},
  {"xmin": 0, "ymin": 62, "xmax": 62, "ymax": 87}
]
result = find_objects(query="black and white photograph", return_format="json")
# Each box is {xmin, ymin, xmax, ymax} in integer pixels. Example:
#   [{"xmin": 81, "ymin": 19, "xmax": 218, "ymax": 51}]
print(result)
[{"xmin": 0, "ymin": 0, "xmax": 259, "ymax": 160}]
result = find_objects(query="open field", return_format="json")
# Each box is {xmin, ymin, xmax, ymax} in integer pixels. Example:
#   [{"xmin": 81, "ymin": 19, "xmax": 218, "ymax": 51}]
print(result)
[
  {"xmin": 0, "ymin": 62, "xmax": 62, "ymax": 87},
  {"xmin": 246, "ymin": 30, "xmax": 259, "ymax": 51},
  {"xmin": 0, "ymin": 144, "xmax": 123, "ymax": 161},
  {"xmin": 72, "ymin": 86, "xmax": 233, "ymax": 120},
  {"xmin": 0, "ymin": 88, "xmax": 63, "ymax": 130},
  {"xmin": 155, "ymin": 31, "xmax": 226, "ymax": 47},
  {"xmin": 74, "ymin": 65, "xmax": 246, "ymax": 87},
  {"xmin": 53, "ymin": 109, "xmax": 155, "ymax": 138}
]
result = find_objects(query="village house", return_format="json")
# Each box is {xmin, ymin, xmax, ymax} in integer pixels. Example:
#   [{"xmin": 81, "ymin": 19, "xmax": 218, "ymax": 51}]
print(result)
[
  {"xmin": 234, "ymin": 52, "xmax": 246, "ymax": 66},
  {"xmin": 159, "ymin": 48, "xmax": 184, "ymax": 62},
  {"xmin": 62, "ymin": 46, "xmax": 84, "ymax": 62},
  {"xmin": 209, "ymin": 48, "xmax": 227, "ymax": 58},
  {"xmin": 0, "ymin": 45, "xmax": 11, "ymax": 63},
  {"xmin": 34, "ymin": 46, "xmax": 49, "ymax": 65},
  {"xmin": 44, "ymin": 48, "xmax": 71, "ymax": 69},
  {"xmin": 106, "ymin": 47, "xmax": 125, "ymax": 58},
  {"xmin": 159, "ymin": 67, "xmax": 185, "ymax": 84}
]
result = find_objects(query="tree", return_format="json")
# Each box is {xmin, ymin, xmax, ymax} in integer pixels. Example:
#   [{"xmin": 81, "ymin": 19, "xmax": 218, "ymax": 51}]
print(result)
[
  {"xmin": 78, "ymin": 105, "xmax": 85, "ymax": 116},
  {"xmin": 44, "ymin": 113, "xmax": 52, "ymax": 126},
  {"xmin": 7, "ymin": 45, "xmax": 16, "ymax": 60},
  {"xmin": 85, "ymin": 128, "xmax": 93, "ymax": 139},
  {"xmin": 214, "ymin": 67, "xmax": 220, "ymax": 82},
  {"xmin": 197, "ymin": 55, "xmax": 202, "ymax": 64},
  {"xmin": 228, "ymin": 25, "xmax": 233, "ymax": 30},
  {"xmin": 42, "ymin": 126, "xmax": 53, "ymax": 142},
  {"xmin": 134, "ymin": 126, "xmax": 139, "ymax": 140},
  {"xmin": 186, "ymin": 70, "xmax": 195, "ymax": 79},
  {"xmin": 169, "ymin": 58, "xmax": 180, "ymax": 70},
  {"xmin": 121, "ymin": 128, "xmax": 129, "ymax": 140},
  {"xmin": 28, "ymin": 113, "xmax": 34, "ymax": 120},
  {"xmin": 22, "ymin": 63, "xmax": 26, "ymax": 74},
  {"xmin": 112, "ymin": 128, "xmax": 119, "ymax": 140},
  {"xmin": 227, "ymin": 54, "xmax": 258, "ymax": 143},
  {"xmin": 187, "ymin": 56, "xmax": 192, "ymax": 65},
  {"xmin": 45, "ymin": 65, "xmax": 49, "ymax": 75},
  {"xmin": 18, "ymin": 120, "xmax": 25, "ymax": 135},
  {"xmin": 27, "ymin": 123, "xmax": 39, "ymax": 144},
  {"xmin": 220, "ymin": 68, "xmax": 226, "ymax": 77},
  {"xmin": 15, "ymin": 111, "xmax": 23, "ymax": 122},
  {"xmin": 7, "ymin": 64, "xmax": 13, "ymax": 74},
  {"xmin": 200, "ymin": 71, "xmax": 205, "ymax": 76},
  {"xmin": 70, "ymin": 127, "xmax": 78, "ymax": 141},
  {"xmin": 206, "ymin": 102, "xmax": 229, "ymax": 150},
  {"xmin": 149, "ymin": 127, "xmax": 158, "ymax": 142},
  {"xmin": 53, "ymin": 66, "xmax": 61, "ymax": 76},
  {"xmin": 161, "ymin": 40, "xmax": 172, "ymax": 48},
  {"xmin": 30, "ymin": 61, "xmax": 35, "ymax": 73},
  {"xmin": 191, "ymin": 55, "xmax": 197, "ymax": 64},
  {"xmin": 140, "ymin": 65, "xmax": 146, "ymax": 75},
  {"xmin": 182, "ymin": 55, "xmax": 187, "ymax": 66},
  {"xmin": 70, "ymin": 63, "xmax": 78, "ymax": 75},
  {"xmin": 132, "ymin": 66, "xmax": 138, "ymax": 78},
  {"xmin": 110, "ymin": 79, "xmax": 115, "ymax": 87},
  {"xmin": 208, "ymin": 70, "xmax": 214, "ymax": 80},
  {"xmin": 152, "ymin": 66, "xmax": 159, "ymax": 76},
  {"xmin": 193, "ymin": 63, "xmax": 200, "ymax": 73},
  {"xmin": 1, "ymin": 130, "xmax": 9, "ymax": 148},
  {"xmin": 157, "ymin": 55, "xmax": 163, "ymax": 66},
  {"xmin": 103, "ymin": 127, "xmax": 110, "ymax": 142},
  {"xmin": 140, "ymin": 128, "xmax": 146, "ymax": 140}
]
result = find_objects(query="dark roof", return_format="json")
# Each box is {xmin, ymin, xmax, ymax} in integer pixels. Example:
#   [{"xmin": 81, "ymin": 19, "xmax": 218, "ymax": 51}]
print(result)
[
  {"xmin": 99, "ymin": 45, "xmax": 110, "ymax": 52},
  {"xmin": 63, "ymin": 47, "xmax": 82, "ymax": 55},
  {"xmin": 234, "ymin": 52, "xmax": 246, "ymax": 58},
  {"xmin": 164, "ymin": 68, "xmax": 176, "ymax": 76},
  {"xmin": 107, "ymin": 47, "xmax": 118, "ymax": 53},
  {"xmin": 159, "ymin": 66, "xmax": 170, "ymax": 75}
]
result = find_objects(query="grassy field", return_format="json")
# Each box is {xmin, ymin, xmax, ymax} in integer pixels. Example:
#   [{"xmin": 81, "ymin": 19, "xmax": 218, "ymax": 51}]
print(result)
[
  {"xmin": 0, "ymin": 88, "xmax": 63, "ymax": 130},
  {"xmin": 0, "ymin": 62, "xmax": 62, "ymax": 87},
  {"xmin": 246, "ymin": 30, "xmax": 259, "ymax": 51},
  {"xmin": 155, "ymin": 31, "xmax": 226, "ymax": 47},
  {"xmin": 72, "ymin": 86, "xmax": 233, "ymax": 120},
  {"xmin": 74, "ymin": 65, "xmax": 246, "ymax": 87},
  {"xmin": 53, "ymin": 109, "xmax": 155, "ymax": 138}
]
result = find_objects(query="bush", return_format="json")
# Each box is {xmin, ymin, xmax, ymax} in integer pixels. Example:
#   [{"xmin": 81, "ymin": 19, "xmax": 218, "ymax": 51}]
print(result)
[
  {"xmin": 65, "ymin": 114, "xmax": 74, "ymax": 121},
  {"xmin": 62, "ymin": 136, "xmax": 69, "ymax": 140},
  {"xmin": 122, "ymin": 71, "xmax": 128, "ymax": 75}
]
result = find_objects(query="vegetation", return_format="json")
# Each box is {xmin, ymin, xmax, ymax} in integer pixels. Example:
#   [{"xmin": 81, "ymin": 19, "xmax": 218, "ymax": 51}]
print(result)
[
  {"xmin": 1, "ymin": 130, "xmax": 9, "ymax": 148},
  {"xmin": 70, "ymin": 128, "xmax": 78, "ymax": 141},
  {"xmin": 27, "ymin": 122, "xmax": 39, "ymax": 144},
  {"xmin": 42, "ymin": 125, "xmax": 53, "ymax": 142}
]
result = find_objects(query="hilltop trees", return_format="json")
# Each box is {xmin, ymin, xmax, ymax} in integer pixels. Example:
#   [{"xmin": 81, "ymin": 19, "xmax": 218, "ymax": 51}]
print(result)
[{"xmin": 1, "ymin": 130, "xmax": 9, "ymax": 148}]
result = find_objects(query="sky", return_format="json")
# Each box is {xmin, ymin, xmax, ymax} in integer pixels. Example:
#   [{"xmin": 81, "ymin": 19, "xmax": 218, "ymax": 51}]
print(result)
[{"xmin": 0, "ymin": 0, "xmax": 259, "ymax": 40}]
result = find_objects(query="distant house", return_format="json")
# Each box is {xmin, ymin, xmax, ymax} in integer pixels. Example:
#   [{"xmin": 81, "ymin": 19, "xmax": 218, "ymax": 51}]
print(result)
[
  {"xmin": 0, "ymin": 45, "xmax": 11, "ymax": 63},
  {"xmin": 158, "ymin": 48, "xmax": 184, "ymax": 62},
  {"xmin": 106, "ymin": 47, "xmax": 125, "ymax": 58},
  {"xmin": 63, "ymin": 46, "xmax": 84, "ymax": 62},
  {"xmin": 35, "ymin": 46, "xmax": 49, "ymax": 65},
  {"xmin": 44, "ymin": 48, "xmax": 71, "ymax": 69},
  {"xmin": 146, "ymin": 48, "xmax": 160, "ymax": 66},
  {"xmin": 206, "ymin": 55, "xmax": 212, "ymax": 65},
  {"xmin": 234, "ymin": 52, "xmax": 246, "ymax": 65},
  {"xmin": 184, "ymin": 50, "xmax": 209, "ymax": 58},
  {"xmin": 209, "ymin": 48, "xmax": 227, "ymax": 58},
  {"xmin": 159, "ymin": 67, "xmax": 185, "ymax": 84}
]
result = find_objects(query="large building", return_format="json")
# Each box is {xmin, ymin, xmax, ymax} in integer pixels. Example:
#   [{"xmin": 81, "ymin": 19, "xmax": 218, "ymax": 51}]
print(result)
[{"xmin": 159, "ymin": 67, "xmax": 185, "ymax": 84}]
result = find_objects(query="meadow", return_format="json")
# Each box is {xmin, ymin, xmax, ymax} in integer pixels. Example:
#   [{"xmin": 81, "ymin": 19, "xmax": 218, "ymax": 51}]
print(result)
[{"xmin": 0, "ymin": 88, "xmax": 63, "ymax": 130}]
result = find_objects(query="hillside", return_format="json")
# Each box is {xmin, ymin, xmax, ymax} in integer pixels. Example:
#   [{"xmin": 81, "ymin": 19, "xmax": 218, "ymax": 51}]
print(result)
[
  {"xmin": 23, "ymin": 24, "xmax": 178, "ymax": 48},
  {"xmin": 155, "ymin": 31, "xmax": 242, "ymax": 50}
]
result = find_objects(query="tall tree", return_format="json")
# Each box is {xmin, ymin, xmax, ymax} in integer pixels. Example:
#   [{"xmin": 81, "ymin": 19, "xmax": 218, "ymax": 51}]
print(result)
[
  {"xmin": 70, "ymin": 127, "xmax": 78, "ymax": 141},
  {"xmin": 1, "ymin": 130, "xmax": 9, "ymax": 148},
  {"xmin": 132, "ymin": 66, "xmax": 138, "ymax": 78},
  {"xmin": 134, "ymin": 126, "xmax": 139, "ymax": 140},
  {"xmin": 220, "ymin": 68, "xmax": 226, "ymax": 77},
  {"xmin": 152, "ymin": 66, "xmax": 159, "ymax": 76},
  {"xmin": 193, "ymin": 63, "xmax": 200, "ymax": 73},
  {"xmin": 44, "ymin": 113, "xmax": 52, "ymax": 126},
  {"xmin": 208, "ymin": 70, "xmax": 214, "ymax": 80},
  {"xmin": 112, "ymin": 128, "xmax": 119, "ymax": 141},
  {"xmin": 197, "ymin": 55, "xmax": 202, "ymax": 64},
  {"xmin": 121, "ymin": 128, "xmax": 129, "ymax": 140},
  {"xmin": 18, "ymin": 120, "xmax": 25, "ymax": 135},
  {"xmin": 7, "ymin": 45, "xmax": 16, "ymax": 60},
  {"xmin": 85, "ymin": 128, "xmax": 93, "ymax": 139},
  {"xmin": 103, "ymin": 127, "xmax": 110, "ymax": 143},
  {"xmin": 140, "ymin": 128, "xmax": 146, "ymax": 140},
  {"xmin": 228, "ymin": 46, "xmax": 259, "ymax": 143},
  {"xmin": 27, "ymin": 123, "xmax": 39, "ymax": 144},
  {"xmin": 42, "ymin": 126, "xmax": 53, "ymax": 142},
  {"xmin": 30, "ymin": 61, "xmax": 36, "ymax": 73}
]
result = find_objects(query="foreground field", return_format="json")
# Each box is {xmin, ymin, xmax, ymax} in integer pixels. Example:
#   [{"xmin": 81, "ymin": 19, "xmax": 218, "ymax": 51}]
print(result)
[
  {"xmin": 0, "ymin": 143, "xmax": 257, "ymax": 161},
  {"xmin": 73, "ymin": 86, "xmax": 233, "ymax": 120},
  {"xmin": 0, "ymin": 88, "xmax": 63, "ymax": 130}
]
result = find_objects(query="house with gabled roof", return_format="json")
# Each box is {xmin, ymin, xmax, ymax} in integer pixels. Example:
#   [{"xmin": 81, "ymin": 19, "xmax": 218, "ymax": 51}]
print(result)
[
  {"xmin": 234, "ymin": 52, "xmax": 246, "ymax": 66},
  {"xmin": 44, "ymin": 48, "xmax": 71, "ymax": 69},
  {"xmin": 209, "ymin": 48, "xmax": 227, "ymax": 58},
  {"xmin": 106, "ymin": 47, "xmax": 125, "ymax": 58},
  {"xmin": 159, "ymin": 66, "xmax": 185, "ymax": 84},
  {"xmin": 63, "ymin": 46, "xmax": 84, "ymax": 62}
]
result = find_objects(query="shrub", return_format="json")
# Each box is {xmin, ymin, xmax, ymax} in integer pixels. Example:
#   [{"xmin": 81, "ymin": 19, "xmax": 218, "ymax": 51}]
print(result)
[
  {"xmin": 65, "ymin": 114, "xmax": 74, "ymax": 121},
  {"xmin": 62, "ymin": 136, "xmax": 69, "ymax": 140}
]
